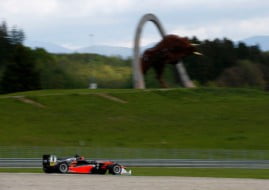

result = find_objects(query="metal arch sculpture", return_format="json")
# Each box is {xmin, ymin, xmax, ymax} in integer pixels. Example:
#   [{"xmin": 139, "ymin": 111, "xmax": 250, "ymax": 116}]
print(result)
[{"xmin": 132, "ymin": 13, "xmax": 195, "ymax": 89}]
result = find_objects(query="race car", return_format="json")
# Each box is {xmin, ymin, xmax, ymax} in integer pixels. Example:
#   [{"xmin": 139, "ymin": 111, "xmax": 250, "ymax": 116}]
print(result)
[{"xmin": 42, "ymin": 154, "xmax": 131, "ymax": 175}]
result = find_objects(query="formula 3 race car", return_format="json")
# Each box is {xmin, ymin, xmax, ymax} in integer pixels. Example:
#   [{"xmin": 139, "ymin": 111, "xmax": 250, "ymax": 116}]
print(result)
[{"xmin": 42, "ymin": 154, "xmax": 131, "ymax": 175}]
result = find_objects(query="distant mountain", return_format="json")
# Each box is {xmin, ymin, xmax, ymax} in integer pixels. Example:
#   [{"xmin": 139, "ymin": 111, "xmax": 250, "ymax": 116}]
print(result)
[
  {"xmin": 76, "ymin": 45, "xmax": 132, "ymax": 58},
  {"xmin": 24, "ymin": 39, "xmax": 158, "ymax": 57},
  {"xmin": 25, "ymin": 40, "xmax": 73, "ymax": 54},
  {"xmin": 25, "ymin": 40, "xmax": 133, "ymax": 57},
  {"xmin": 240, "ymin": 35, "xmax": 269, "ymax": 51}
]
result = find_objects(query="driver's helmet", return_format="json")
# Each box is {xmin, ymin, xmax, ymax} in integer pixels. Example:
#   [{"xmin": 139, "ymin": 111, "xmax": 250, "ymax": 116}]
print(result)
[{"xmin": 74, "ymin": 154, "xmax": 84, "ymax": 160}]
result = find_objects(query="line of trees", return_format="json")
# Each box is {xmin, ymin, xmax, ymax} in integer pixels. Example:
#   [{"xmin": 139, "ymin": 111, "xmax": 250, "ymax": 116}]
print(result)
[
  {"xmin": 1, "ymin": 21, "xmax": 269, "ymax": 94},
  {"xmin": 184, "ymin": 37, "xmax": 269, "ymax": 89},
  {"xmin": 0, "ymin": 21, "xmax": 89, "ymax": 93}
]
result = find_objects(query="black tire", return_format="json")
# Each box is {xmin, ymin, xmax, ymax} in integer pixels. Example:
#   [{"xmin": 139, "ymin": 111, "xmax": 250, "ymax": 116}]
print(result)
[
  {"xmin": 58, "ymin": 162, "xmax": 69, "ymax": 173},
  {"xmin": 43, "ymin": 168, "xmax": 53, "ymax": 173},
  {"xmin": 97, "ymin": 169, "xmax": 107, "ymax": 175},
  {"xmin": 109, "ymin": 164, "xmax": 122, "ymax": 175}
]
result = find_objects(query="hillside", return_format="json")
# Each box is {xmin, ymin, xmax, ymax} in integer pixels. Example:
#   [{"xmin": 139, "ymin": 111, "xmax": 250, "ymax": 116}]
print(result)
[{"xmin": 1, "ymin": 88, "xmax": 269, "ymax": 153}]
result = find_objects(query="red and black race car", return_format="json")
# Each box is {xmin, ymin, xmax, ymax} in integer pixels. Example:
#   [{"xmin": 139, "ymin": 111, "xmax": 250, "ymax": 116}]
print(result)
[{"xmin": 42, "ymin": 154, "xmax": 131, "ymax": 175}]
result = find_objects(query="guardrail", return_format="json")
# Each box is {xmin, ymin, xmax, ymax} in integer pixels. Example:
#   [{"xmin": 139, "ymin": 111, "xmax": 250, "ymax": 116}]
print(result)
[
  {"xmin": 1, "ymin": 146, "xmax": 269, "ymax": 168},
  {"xmin": 1, "ymin": 158, "xmax": 269, "ymax": 169},
  {"xmin": 1, "ymin": 146, "xmax": 269, "ymax": 160}
]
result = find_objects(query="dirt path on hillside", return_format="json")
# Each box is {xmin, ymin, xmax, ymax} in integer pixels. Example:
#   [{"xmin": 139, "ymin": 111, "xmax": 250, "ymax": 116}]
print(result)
[{"xmin": 12, "ymin": 96, "xmax": 46, "ymax": 108}]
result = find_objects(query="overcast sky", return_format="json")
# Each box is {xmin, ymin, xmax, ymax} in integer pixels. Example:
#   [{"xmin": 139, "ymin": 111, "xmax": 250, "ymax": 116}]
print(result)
[{"xmin": 1, "ymin": 0, "xmax": 269, "ymax": 49}]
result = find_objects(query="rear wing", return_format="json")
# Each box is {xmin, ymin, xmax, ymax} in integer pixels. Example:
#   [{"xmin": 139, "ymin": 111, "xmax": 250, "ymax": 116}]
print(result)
[{"xmin": 42, "ymin": 154, "xmax": 58, "ymax": 167}]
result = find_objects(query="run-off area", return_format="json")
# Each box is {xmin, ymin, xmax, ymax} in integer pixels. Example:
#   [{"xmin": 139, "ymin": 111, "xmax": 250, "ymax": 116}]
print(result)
[{"xmin": 0, "ymin": 173, "xmax": 269, "ymax": 190}]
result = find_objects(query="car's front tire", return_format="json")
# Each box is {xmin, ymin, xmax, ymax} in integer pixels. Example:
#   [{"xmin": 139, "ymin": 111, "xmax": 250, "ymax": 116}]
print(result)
[{"xmin": 109, "ymin": 164, "xmax": 122, "ymax": 175}]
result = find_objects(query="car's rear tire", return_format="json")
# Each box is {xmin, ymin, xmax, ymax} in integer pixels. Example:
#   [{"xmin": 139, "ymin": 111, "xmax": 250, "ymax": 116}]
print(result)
[
  {"xmin": 43, "ymin": 168, "xmax": 53, "ymax": 173},
  {"xmin": 97, "ymin": 169, "xmax": 107, "ymax": 175},
  {"xmin": 58, "ymin": 162, "xmax": 69, "ymax": 173},
  {"xmin": 109, "ymin": 164, "xmax": 122, "ymax": 175}
]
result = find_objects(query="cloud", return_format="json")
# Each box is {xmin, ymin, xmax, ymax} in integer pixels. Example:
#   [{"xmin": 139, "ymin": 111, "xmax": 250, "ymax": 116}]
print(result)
[
  {"xmin": 171, "ymin": 16, "xmax": 269, "ymax": 41},
  {"xmin": 0, "ymin": 0, "xmax": 57, "ymax": 16},
  {"xmin": 1, "ymin": 0, "xmax": 269, "ymax": 48},
  {"xmin": 237, "ymin": 17, "xmax": 269, "ymax": 37},
  {"xmin": 0, "ymin": 0, "xmax": 134, "ymax": 19}
]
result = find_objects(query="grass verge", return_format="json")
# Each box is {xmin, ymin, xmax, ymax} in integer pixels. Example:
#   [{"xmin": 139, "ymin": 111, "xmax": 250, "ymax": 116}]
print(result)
[{"xmin": 0, "ymin": 168, "xmax": 42, "ymax": 173}]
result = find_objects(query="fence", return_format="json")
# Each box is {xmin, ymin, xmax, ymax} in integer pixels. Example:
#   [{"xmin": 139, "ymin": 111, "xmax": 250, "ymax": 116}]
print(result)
[
  {"xmin": 2, "ymin": 158, "xmax": 269, "ymax": 168},
  {"xmin": 0, "ymin": 146, "xmax": 269, "ymax": 160}
]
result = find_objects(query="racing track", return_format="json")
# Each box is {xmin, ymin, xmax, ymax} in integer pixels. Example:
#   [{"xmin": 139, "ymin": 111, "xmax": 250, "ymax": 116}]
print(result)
[{"xmin": 1, "ymin": 173, "xmax": 269, "ymax": 190}]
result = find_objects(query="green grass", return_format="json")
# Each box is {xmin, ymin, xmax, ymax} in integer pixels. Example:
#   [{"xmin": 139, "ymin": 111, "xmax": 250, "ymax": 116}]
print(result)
[
  {"xmin": 0, "ymin": 168, "xmax": 42, "ymax": 173},
  {"xmin": 130, "ymin": 167, "xmax": 269, "ymax": 179},
  {"xmin": 1, "ymin": 167, "xmax": 269, "ymax": 179},
  {"xmin": 0, "ymin": 87, "xmax": 269, "ymax": 151}
]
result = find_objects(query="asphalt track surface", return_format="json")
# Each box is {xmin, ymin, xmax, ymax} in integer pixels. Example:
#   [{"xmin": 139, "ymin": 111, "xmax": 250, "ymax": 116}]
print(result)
[{"xmin": 1, "ymin": 173, "xmax": 269, "ymax": 190}]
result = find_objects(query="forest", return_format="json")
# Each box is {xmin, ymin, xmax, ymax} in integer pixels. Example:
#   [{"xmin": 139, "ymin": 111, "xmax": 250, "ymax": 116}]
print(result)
[{"xmin": 1, "ymin": 21, "xmax": 269, "ymax": 94}]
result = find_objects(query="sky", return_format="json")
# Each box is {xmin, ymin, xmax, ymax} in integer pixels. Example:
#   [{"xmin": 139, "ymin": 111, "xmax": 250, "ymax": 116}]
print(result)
[{"xmin": 1, "ymin": 0, "xmax": 269, "ymax": 49}]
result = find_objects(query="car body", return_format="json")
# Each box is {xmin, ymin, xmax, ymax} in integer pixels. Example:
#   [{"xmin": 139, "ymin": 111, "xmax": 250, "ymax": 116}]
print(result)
[{"xmin": 42, "ymin": 154, "xmax": 131, "ymax": 175}]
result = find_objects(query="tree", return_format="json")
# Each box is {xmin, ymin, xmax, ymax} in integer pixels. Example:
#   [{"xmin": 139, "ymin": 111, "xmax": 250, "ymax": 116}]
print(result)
[
  {"xmin": 217, "ymin": 60, "xmax": 265, "ymax": 89},
  {"xmin": 9, "ymin": 26, "xmax": 25, "ymax": 45},
  {"xmin": 1, "ymin": 45, "xmax": 41, "ymax": 93},
  {"xmin": 0, "ymin": 21, "xmax": 13, "ymax": 68}
]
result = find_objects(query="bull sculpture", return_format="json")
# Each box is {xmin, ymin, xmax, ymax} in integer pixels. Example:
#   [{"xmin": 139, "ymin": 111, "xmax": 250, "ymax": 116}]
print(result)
[{"xmin": 141, "ymin": 34, "xmax": 202, "ymax": 88}]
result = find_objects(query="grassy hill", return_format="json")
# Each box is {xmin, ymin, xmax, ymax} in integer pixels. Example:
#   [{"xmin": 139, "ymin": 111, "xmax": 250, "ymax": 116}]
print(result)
[{"xmin": 1, "ymin": 88, "xmax": 269, "ymax": 153}]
